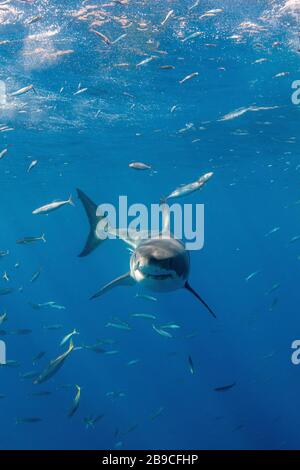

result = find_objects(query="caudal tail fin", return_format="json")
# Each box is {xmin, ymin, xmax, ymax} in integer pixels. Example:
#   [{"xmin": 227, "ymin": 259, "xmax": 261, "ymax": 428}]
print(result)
[{"xmin": 77, "ymin": 188, "xmax": 106, "ymax": 257}]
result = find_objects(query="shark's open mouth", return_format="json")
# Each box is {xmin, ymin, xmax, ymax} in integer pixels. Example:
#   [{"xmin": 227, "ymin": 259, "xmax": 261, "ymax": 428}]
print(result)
[
  {"xmin": 143, "ymin": 272, "xmax": 173, "ymax": 281},
  {"xmin": 135, "ymin": 262, "xmax": 176, "ymax": 281}
]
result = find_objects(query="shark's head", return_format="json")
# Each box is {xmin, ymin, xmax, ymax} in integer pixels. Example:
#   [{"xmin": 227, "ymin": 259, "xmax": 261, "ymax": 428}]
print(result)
[{"xmin": 130, "ymin": 237, "xmax": 190, "ymax": 292}]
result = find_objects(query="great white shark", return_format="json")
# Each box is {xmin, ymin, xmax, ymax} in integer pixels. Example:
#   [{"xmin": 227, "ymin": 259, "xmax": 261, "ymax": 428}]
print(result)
[{"xmin": 77, "ymin": 189, "xmax": 216, "ymax": 318}]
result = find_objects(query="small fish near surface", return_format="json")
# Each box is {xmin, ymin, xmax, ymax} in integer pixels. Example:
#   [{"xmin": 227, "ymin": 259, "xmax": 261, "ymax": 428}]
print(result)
[
  {"xmin": 11, "ymin": 85, "xmax": 36, "ymax": 97},
  {"xmin": 129, "ymin": 162, "xmax": 152, "ymax": 170},
  {"xmin": 161, "ymin": 9, "xmax": 174, "ymax": 26},
  {"xmin": 32, "ymin": 195, "xmax": 74, "ymax": 215},
  {"xmin": 0, "ymin": 148, "xmax": 8, "ymax": 159},
  {"xmin": 73, "ymin": 87, "xmax": 88, "ymax": 96},
  {"xmin": 92, "ymin": 30, "xmax": 111, "ymax": 45},
  {"xmin": 179, "ymin": 72, "xmax": 199, "ymax": 85},
  {"xmin": 136, "ymin": 56, "xmax": 157, "ymax": 68},
  {"xmin": 27, "ymin": 160, "xmax": 38, "ymax": 173},
  {"xmin": 25, "ymin": 15, "xmax": 42, "ymax": 25},
  {"xmin": 111, "ymin": 34, "xmax": 127, "ymax": 45},
  {"xmin": 34, "ymin": 340, "xmax": 74, "ymax": 385},
  {"xmin": 182, "ymin": 32, "xmax": 203, "ymax": 43},
  {"xmin": 160, "ymin": 65, "xmax": 175, "ymax": 70},
  {"xmin": 219, "ymin": 106, "xmax": 278, "ymax": 122}
]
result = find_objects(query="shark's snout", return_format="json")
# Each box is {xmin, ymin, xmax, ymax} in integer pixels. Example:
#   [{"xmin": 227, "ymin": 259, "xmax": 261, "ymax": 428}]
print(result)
[{"xmin": 130, "ymin": 238, "xmax": 190, "ymax": 290}]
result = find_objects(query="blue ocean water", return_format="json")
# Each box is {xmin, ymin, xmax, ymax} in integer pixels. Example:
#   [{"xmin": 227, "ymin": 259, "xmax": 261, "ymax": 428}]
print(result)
[{"xmin": 0, "ymin": 0, "xmax": 300, "ymax": 450}]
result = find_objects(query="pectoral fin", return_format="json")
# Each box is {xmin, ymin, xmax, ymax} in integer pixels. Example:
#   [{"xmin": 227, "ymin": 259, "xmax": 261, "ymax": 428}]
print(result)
[
  {"xmin": 90, "ymin": 272, "xmax": 135, "ymax": 300},
  {"xmin": 185, "ymin": 281, "xmax": 216, "ymax": 318}
]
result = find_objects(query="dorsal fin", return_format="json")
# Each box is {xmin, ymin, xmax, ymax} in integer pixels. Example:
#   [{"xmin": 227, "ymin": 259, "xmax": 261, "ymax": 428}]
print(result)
[
  {"xmin": 77, "ymin": 189, "xmax": 106, "ymax": 257},
  {"xmin": 160, "ymin": 201, "xmax": 170, "ymax": 236}
]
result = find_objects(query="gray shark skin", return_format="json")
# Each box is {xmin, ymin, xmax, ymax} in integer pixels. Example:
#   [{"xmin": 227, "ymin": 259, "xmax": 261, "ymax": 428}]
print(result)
[{"xmin": 77, "ymin": 189, "xmax": 216, "ymax": 318}]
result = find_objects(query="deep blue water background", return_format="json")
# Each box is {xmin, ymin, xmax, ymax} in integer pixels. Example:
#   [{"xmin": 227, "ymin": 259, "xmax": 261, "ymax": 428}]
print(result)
[{"xmin": 0, "ymin": 0, "xmax": 300, "ymax": 450}]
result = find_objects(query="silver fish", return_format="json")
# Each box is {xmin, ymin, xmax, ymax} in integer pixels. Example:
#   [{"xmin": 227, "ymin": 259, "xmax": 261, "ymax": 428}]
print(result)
[
  {"xmin": 136, "ymin": 56, "xmax": 157, "ymax": 68},
  {"xmin": 60, "ymin": 329, "xmax": 79, "ymax": 347},
  {"xmin": 0, "ymin": 148, "xmax": 8, "ymax": 159},
  {"xmin": 135, "ymin": 294, "xmax": 157, "ymax": 302},
  {"xmin": 17, "ymin": 234, "xmax": 46, "ymax": 244},
  {"xmin": 131, "ymin": 313, "xmax": 156, "ymax": 320},
  {"xmin": 129, "ymin": 162, "xmax": 151, "ymax": 170},
  {"xmin": 0, "ymin": 312, "xmax": 7, "ymax": 325},
  {"xmin": 30, "ymin": 268, "xmax": 42, "ymax": 283},
  {"xmin": 245, "ymin": 271, "xmax": 260, "ymax": 282},
  {"xmin": 68, "ymin": 384, "xmax": 81, "ymax": 417},
  {"xmin": 182, "ymin": 32, "xmax": 203, "ymax": 43},
  {"xmin": 27, "ymin": 160, "xmax": 38, "ymax": 173},
  {"xmin": 92, "ymin": 30, "xmax": 111, "ymax": 45},
  {"xmin": 179, "ymin": 72, "xmax": 199, "ymax": 84},
  {"xmin": 73, "ymin": 88, "xmax": 88, "ymax": 96},
  {"xmin": 32, "ymin": 195, "xmax": 74, "ymax": 215},
  {"xmin": 152, "ymin": 324, "xmax": 172, "ymax": 338},
  {"xmin": 161, "ymin": 10, "xmax": 174, "ymax": 26},
  {"xmin": 105, "ymin": 321, "xmax": 131, "ymax": 331},
  {"xmin": 11, "ymin": 85, "xmax": 35, "ymax": 97},
  {"xmin": 164, "ymin": 172, "xmax": 213, "ymax": 200},
  {"xmin": 188, "ymin": 355, "xmax": 194, "ymax": 375},
  {"xmin": 34, "ymin": 340, "xmax": 74, "ymax": 384}
]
